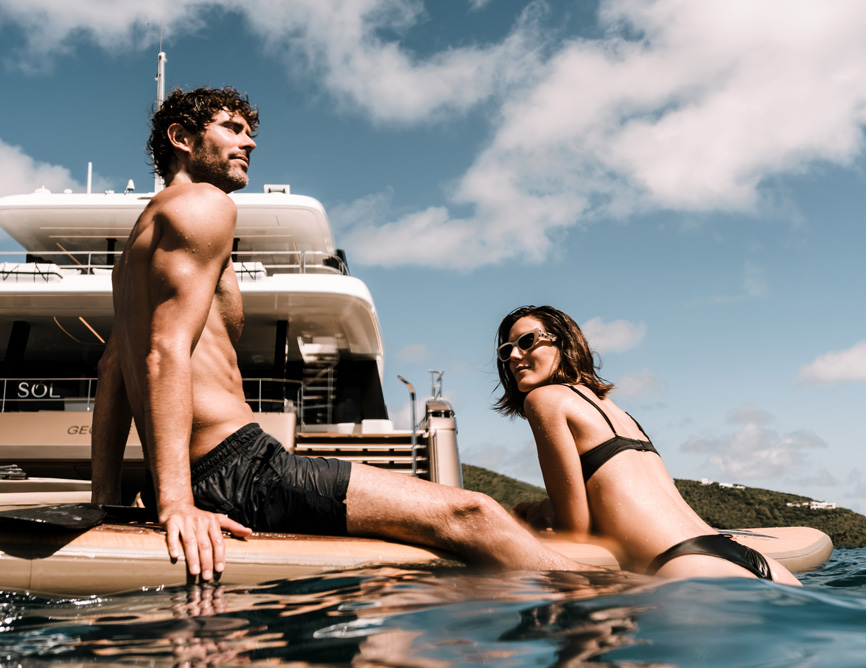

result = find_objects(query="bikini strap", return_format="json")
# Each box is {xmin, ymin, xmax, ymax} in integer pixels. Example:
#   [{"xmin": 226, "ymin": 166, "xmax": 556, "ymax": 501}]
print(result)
[
  {"xmin": 562, "ymin": 384, "xmax": 618, "ymax": 436},
  {"xmin": 625, "ymin": 412, "xmax": 651, "ymax": 441}
]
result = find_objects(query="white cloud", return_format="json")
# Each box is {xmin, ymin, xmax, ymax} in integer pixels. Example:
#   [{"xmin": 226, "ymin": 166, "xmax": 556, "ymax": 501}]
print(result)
[
  {"xmin": 1, "ymin": 0, "xmax": 539, "ymax": 121},
  {"xmin": 843, "ymin": 482, "xmax": 866, "ymax": 502},
  {"xmin": 582, "ymin": 317, "xmax": 646, "ymax": 354},
  {"xmin": 797, "ymin": 340, "xmax": 866, "ymax": 386},
  {"xmin": 341, "ymin": 206, "xmax": 481, "ymax": 267},
  {"xmin": 390, "ymin": 398, "xmax": 419, "ymax": 431},
  {"xmin": 710, "ymin": 260, "xmax": 770, "ymax": 303},
  {"xmin": 727, "ymin": 404, "xmax": 773, "ymax": 426},
  {"xmin": 791, "ymin": 469, "xmax": 838, "ymax": 488},
  {"xmin": 682, "ymin": 421, "xmax": 827, "ymax": 480},
  {"xmin": 9, "ymin": 1, "xmax": 866, "ymax": 267},
  {"xmin": 742, "ymin": 260, "xmax": 768, "ymax": 299},
  {"xmin": 0, "ymin": 0, "xmax": 211, "ymax": 72},
  {"xmin": 342, "ymin": 0, "xmax": 866, "ymax": 267},
  {"xmin": 328, "ymin": 189, "xmax": 394, "ymax": 235},
  {"xmin": 613, "ymin": 369, "xmax": 663, "ymax": 399},
  {"xmin": 330, "ymin": 190, "xmax": 495, "ymax": 267},
  {"xmin": 0, "ymin": 140, "xmax": 81, "ymax": 197},
  {"xmin": 241, "ymin": 0, "xmax": 545, "ymax": 124},
  {"xmin": 395, "ymin": 343, "xmax": 432, "ymax": 362}
]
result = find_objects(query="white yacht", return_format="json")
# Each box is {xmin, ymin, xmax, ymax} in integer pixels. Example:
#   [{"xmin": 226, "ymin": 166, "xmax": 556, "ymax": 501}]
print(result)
[{"xmin": 0, "ymin": 185, "xmax": 462, "ymax": 507}]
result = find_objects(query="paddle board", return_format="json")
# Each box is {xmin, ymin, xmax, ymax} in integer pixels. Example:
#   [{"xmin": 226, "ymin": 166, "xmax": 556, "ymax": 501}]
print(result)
[{"xmin": 0, "ymin": 522, "xmax": 832, "ymax": 596}]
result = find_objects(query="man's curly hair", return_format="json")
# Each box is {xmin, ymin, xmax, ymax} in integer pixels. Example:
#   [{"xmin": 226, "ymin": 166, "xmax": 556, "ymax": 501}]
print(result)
[{"xmin": 147, "ymin": 87, "xmax": 259, "ymax": 180}]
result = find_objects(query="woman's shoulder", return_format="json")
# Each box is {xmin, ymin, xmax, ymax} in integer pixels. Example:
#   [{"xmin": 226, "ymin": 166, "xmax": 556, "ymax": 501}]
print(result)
[
  {"xmin": 524, "ymin": 383, "xmax": 608, "ymax": 423},
  {"xmin": 523, "ymin": 383, "xmax": 579, "ymax": 415}
]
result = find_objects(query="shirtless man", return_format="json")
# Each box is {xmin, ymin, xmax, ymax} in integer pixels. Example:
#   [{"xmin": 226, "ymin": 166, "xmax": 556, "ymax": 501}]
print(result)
[{"xmin": 90, "ymin": 87, "xmax": 589, "ymax": 581}]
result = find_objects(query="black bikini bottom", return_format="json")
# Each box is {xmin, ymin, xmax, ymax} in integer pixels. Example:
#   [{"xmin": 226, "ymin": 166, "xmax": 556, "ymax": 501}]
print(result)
[{"xmin": 646, "ymin": 534, "xmax": 772, "ymax": 580}]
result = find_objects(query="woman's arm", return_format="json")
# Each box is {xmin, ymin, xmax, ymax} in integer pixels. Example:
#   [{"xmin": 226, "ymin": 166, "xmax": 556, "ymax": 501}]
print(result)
[{"xmin": 523, "ymin": 386, "xmax": 592, "ymax": 537}]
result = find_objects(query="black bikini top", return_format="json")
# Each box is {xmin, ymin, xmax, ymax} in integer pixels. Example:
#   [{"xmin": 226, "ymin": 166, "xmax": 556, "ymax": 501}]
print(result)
[{"xmin": 563, "ymin": 385, "xmax": 659, "ymax": 482}]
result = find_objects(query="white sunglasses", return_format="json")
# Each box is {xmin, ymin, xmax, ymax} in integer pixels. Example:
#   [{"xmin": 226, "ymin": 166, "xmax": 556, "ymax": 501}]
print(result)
[{"xmin": 497, "ymin": 328, "xmax": 557, "ymax": 361}]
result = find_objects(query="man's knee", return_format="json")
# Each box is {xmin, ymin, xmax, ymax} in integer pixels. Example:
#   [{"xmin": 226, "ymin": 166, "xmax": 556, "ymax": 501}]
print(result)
[{"xmin": 441, "ymin": 490, "xmax": 507, "ymax": 530}]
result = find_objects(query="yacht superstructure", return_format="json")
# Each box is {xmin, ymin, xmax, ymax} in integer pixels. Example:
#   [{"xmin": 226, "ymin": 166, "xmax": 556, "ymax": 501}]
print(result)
[{"xmin": 0, "ymin": 186, "xmax": 461, "ymax": 506}]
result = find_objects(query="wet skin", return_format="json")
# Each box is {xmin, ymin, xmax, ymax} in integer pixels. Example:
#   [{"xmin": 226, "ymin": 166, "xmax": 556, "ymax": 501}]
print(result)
[{"xmin": 507, "ymin": 316, "xmax": 801, "ymax": 585}]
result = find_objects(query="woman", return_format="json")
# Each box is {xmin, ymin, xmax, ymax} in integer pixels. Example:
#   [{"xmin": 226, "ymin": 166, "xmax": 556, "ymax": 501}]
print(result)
[{"xmin": 495, "ymin": 305, "xmax": 800, "ymax": 585}]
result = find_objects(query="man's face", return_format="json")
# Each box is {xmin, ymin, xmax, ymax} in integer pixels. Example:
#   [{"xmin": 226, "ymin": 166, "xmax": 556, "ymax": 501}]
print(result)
[{"xmin": 188, "ymin": 110, "xmax": 256, "ymax": 193}]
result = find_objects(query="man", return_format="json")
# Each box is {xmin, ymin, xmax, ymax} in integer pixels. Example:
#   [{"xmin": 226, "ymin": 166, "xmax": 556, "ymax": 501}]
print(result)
[{"xmin": 91, "ymin": 87, "xmax": 589, "ymax": 581}]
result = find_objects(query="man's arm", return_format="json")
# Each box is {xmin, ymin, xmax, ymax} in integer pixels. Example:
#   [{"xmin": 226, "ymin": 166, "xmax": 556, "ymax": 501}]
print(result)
[
  {"xmin": 144, "ymin": 185, "xmax": 250, "ymax": 580},
  {"xmin": 90, "ymin": 336, "xmax": 132, "ymax": 505}
]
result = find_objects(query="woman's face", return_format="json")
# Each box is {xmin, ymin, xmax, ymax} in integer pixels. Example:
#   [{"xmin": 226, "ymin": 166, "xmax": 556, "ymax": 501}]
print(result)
[{"xmin": 505, "ymin": 316, "xmax": 561, "ymax": 393}]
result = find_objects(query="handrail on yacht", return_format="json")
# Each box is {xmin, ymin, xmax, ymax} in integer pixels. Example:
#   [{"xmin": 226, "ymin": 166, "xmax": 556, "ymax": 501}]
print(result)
[
  {"xmin": 232, "ymin": 250, "xmax": 348, "ymax": 276},
  {"xmin": 0, "ymin": 249, "xmax": 348, "ymax": 277},
  {"xmin": 1, "ymin": 377, "xmax": 97, "ymax": 413},
  {"xmin": 241, "ymin": 377, "xmax": 303, "ymax": 412},
  {"xmin": 1, "ymin": 376, "xmax": 302, "ymax": 414}
]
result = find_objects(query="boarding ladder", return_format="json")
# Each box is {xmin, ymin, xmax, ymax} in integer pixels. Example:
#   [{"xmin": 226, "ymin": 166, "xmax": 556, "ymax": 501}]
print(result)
[{"xmin": 300, "ymin": 357, "xmax": 338, "ymax": 425}]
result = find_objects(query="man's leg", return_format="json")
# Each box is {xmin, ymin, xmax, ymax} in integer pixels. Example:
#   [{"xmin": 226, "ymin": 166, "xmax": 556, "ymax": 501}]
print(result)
[{"xmin": 344, "ymin": 463, "xmax": 593, "ymax": 571}]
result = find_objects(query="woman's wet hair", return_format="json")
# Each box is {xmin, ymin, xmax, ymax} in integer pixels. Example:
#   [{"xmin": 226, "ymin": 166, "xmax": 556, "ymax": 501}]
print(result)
[
  {"xmin": 494, "ymin": 305, "xmax": 614, "ymax": 418},
  {"xmin": 147, "ymin": 87, "xmax": 259, "ymax": 180}
]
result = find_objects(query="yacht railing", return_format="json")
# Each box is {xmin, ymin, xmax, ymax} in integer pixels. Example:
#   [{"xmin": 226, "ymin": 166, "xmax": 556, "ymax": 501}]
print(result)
[
  {"xmin": 232, "ymin": 251, "xmax": 349, "ymax": 277},
  {"xmin": 241, "ymin": 378, "xmax": 303, "ymax": 413},
  {"xmin": 0, "ymin": 376, "xmax": 302, "ymax": 414},
  {"xmin": 0, "ymin": 249, "xmax": 348, "ymax": 278},
  {"xmin": 0, "ymin": 378, "xmax": 97, "ymax": 412}
]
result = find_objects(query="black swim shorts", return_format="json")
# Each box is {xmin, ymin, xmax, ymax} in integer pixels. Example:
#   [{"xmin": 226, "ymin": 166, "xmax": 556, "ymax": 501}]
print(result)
[{"xmin": 144, "ymin": 423, "xmax": 352, "ymax": 535}]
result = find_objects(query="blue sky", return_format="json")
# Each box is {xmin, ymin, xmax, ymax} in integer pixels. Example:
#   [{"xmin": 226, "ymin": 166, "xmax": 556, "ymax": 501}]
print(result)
[{"xmin": 1, "ymin": 0, "xmax": 865, "ymax": 511}]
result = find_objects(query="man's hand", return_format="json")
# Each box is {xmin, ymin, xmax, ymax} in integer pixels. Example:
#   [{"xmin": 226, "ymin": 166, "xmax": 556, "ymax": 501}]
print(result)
[
  {"xmin": 161, "ymin": 505, "xmax": 252, "ymax": 581},
  {"xmin": 512, "ymin": 498, "xmax": 555, "ymax": 531}
]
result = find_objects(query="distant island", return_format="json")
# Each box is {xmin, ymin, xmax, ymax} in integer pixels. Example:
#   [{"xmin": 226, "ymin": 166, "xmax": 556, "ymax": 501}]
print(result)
[{"xmin": 462, "ymin": 463, "xmax": 866, "ymax": 548}]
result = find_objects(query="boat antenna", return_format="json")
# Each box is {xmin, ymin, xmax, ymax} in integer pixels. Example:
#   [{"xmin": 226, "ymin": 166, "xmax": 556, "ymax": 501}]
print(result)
[
  {"xmin": 154, "ymin": 29, "xmax": 167, "ymax": 193},
  {"xmin": 428, "ymin": 370, "xmax": 444, "ymax": 400}
]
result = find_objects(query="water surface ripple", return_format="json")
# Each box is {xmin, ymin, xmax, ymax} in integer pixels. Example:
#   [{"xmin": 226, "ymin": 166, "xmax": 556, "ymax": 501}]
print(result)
[{"xmin": 0, "ymin": 548, "xmax": 863, "ymax": 666}]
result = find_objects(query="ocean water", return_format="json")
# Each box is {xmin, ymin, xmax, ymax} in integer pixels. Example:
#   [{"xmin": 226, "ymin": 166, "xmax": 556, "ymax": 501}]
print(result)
[{"xmin": 0, "ymin": 548, "xmax": 864, "ymax": 667}]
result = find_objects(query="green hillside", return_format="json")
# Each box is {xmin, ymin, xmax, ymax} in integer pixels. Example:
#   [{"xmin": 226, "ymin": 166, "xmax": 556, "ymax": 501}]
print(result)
[{"xmin": 462, "ymin": 463, "xmax": 866, "ymax": 548}]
